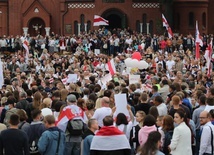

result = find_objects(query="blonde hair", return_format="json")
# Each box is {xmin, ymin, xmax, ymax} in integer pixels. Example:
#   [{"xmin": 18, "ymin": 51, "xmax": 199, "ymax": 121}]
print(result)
[
  {"xmin": 1, "ymin": 97, "xmax": 8, "ymax": 106},
  {"xmin": 95, "ymin": 98, "xmax": 102, "ymax": 109}
]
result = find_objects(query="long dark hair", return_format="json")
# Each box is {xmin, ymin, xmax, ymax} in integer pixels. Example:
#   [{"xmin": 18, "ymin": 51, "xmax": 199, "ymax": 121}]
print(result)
[
  {"xmin": 116, "ymin": 113, "xmax": 128, "ymax": 126},
  {"xmin": 139, "ymin": 131, "xmax": 161, "ymax": 155}
]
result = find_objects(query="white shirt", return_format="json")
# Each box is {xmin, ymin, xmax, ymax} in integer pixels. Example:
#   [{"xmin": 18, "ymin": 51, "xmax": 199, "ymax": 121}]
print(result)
[
  {"xmin": 199, "ymin": 122, "xmax": 214, "ymax": 155},
  {"xmin": 166, "ymin": 60, "xmax": 175, "ymax": 70},
  {"xmin": 157, "ymin": 103, "xmax": 168, "ymax": 116},
  {"xmin": 204, "ymin": 105, "xmax": 214, "ymax": 112},
  {"xmin": 92, "ymin": 107, "xmax": 112, "ymax": 127},
  {"xmin": 114, "ymin": 122, "xmax": 133, "ymax": 140}
]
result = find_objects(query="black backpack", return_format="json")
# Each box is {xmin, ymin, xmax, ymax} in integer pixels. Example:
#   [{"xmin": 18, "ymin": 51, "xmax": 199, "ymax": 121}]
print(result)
[
  {"xmin": 67, "ymin": 119, "xmax": 85, "ymax": 136},
  {"xmin": 28, "ymin": 124, "xmax": 44, "ymax": 155}
]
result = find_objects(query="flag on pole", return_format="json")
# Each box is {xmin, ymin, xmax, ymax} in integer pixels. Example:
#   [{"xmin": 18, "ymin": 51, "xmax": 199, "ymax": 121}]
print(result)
[
  {"xmin": 204, "ymin": 39, "xmax": 213, "ymax": 78},
  {"xmin": 23, "ymin": 40, "xmax": 29, "ymax": 63},
  {"xmin": 93, "ymin": 15, "xmax": 109, "ymax": 26},
  {"xmin": 105, "ymin": 59, "xmax": 116, "ymax": 75},
  {"xmin": 195, "ymin": 21, "xmax": 203, "ymax": 59},
  {"xmin": 0, "ymin": 59, "xmax": 4, "ymax": 89},
  {"xmin": 162, "ymin": 14, "xmax": 173, "ymax": 39}
]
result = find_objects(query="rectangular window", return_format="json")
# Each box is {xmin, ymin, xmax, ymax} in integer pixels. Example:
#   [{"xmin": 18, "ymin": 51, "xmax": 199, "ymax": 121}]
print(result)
[{"xmin": 65, "ymin": 0, "xmax": 94, "ymax": 2}]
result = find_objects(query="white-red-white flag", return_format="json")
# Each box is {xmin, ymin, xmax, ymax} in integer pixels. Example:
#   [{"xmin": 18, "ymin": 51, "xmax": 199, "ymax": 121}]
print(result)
[
  {"xmin": 162, "ymin": 14, "xmax": 173, "ymax": 39},
  {"xmin": 56, "ymin": 105, "xmax": 84, "ymax": 132},
  {"xmin": 23, "ymin": 40, "xmax": 29, "ymax": 63},
  {"xmin": 61, "ymin": 77, "xmax": 68, "ymax": 85},
  {"xmin": 195, "ymin": 21, "xmax": 203, "ymax": 59},
  {"xmin": 205, "ymin": 39, "xmax": 213, "ymax": 78},
  {"xmin": 0, "ymin": 59, "xmax": 3, "ymax": 89},
  {"xmin": 105, "ymin": 59, "xmax": 116, "ymax": 75},
  {"xmin": 93, "ymin": 15, "xmax": 109, "ymax": 26}
]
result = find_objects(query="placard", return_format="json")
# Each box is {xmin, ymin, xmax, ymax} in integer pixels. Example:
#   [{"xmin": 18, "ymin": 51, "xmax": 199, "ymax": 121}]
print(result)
[
  {"xmin": 67, "ymin": 74, "xmax": 78, "ymax": 83},
  {"xmin": 129, "ymin": 74, "xmax": 140, "ymax": 84},
  {"xmin": 114, "ymin": 94, "xmax": 129, "ymax": 118}
]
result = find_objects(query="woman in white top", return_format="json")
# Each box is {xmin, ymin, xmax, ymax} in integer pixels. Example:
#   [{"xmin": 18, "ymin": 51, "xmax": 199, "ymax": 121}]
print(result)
[
  {"xmin": 169, "ymin": 109, "xmax": 192, "ymax": 155},
  {"xmin": 115, "ymin": 113, "xmax": 133, "ymax": 140}
]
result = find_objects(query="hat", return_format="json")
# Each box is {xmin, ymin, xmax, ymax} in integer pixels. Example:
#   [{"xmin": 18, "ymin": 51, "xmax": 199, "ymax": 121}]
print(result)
[{"xmin": 67, "ymin": 94, "xmax": 77, "ymax": 103}]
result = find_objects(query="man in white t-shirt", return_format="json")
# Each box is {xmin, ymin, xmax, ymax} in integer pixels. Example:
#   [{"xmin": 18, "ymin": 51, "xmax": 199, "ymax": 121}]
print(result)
[
  {"xmin": 166, "ymin": 55, "xmax": 175, "ymax": 71},
  {"xmin": 92, "ymin": 97, "xmax": 112, "ymax": 127}
]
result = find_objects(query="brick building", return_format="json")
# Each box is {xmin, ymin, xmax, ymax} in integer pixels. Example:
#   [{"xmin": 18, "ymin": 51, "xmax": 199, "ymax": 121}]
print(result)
[{"xmin": 0, "ymin": 0, "xmax": 212, "ymax": 36}]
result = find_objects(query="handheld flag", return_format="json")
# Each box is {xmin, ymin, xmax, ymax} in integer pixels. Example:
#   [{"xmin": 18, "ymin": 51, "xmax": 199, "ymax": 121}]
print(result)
[
  {"xmin": 23, "ymin": 40, "xmax": 29, "ymax": 63},
  {"xmin": 162, "ymin": 14, "xmax": 173, "ymax": 39},
  {"xmin": 93, "ymin": 15, "xmax": 109, "ymax": 26},
  {"xmin": 195, "ymin": 21, "xmax": 203, "ymax": 59}
]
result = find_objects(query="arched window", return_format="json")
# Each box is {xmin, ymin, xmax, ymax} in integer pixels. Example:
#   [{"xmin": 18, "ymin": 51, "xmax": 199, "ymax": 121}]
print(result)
[
  {"xmin": 74, "ymin": 21, "xmax": 78, "ymax": 35},
  {"xmin": 142, "ymin": 14, "xmax": 147, "ymax": 33},
  {"xmin": 136, "ymin": 20, "xmax": 140, "ymax": 33},
  {"xmin": 188, "ymin": 12, "xmax": 194, "ymax": 28},
  {"xmin": 149, "ymin": 20, "xmax": 153, "ymax": 35},
  {"xmin": 202, "ymin": 12, "xmax": 206, "ymax": 29},
  {"xmin": 80, "ymin": 14, "xmax": 85, "ymax": 32},
  {"xmin": 87, "ymin": 20, "xmax": 91, "ymax": 33}
]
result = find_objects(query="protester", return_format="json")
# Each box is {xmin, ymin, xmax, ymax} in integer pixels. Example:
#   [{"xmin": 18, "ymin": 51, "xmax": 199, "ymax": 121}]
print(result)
[
  {"xmin": 169, "ymin": 109, "xmax": 192, "ymax": 155},
  {"xmin": 0, "ymin": 114, "xmax": 29, "ymax": 155},
  {"xmin": 136, "ymin": 131, "xmax": 164, "ymax": 155},
  {"xmin": 90, "ymin": 115, "xmax": 131, "ymax": 155},
  {"xmin": 138, "ymin": 114, "xmax": 157, "ymax": 146},
  {"xmin": 38, "ymin": 115, "xmax": 65, "ymax": 155},
  {"xmin": 26, "ymin": 109, "xmax": 46, "ymax": 155},
  {"xmin": 92, "ymin": 96, "xmax": 112, "ymax": 128},
  {"xmin": 82, "ymin": 118, "xmax": 99, "ymax": 155},
  {"xmin": 199, "ymin": 111, "xmax": 214, "ymax": 155}
]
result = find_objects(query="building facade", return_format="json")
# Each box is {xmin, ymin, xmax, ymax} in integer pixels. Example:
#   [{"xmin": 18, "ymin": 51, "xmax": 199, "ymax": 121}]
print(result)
[{"xmin": 0, "ymin": 0, "xmax": 212, "ymax": 36}]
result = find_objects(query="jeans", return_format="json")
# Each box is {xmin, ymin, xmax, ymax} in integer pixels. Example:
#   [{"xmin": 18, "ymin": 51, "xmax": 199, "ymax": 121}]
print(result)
[{"xmin": 65, "ymin": 142, "xmax": 81, "ymax": 155}]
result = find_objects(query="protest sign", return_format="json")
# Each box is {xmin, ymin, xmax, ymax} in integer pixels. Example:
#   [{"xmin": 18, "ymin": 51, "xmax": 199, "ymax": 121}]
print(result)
[
  {"xmin": 129, "ymin": 74, "xmax": 140, "ymax": 84},
  {"xmin": 67, "ymin": 74, "xmax": 78, "ymax": 83},
  {"xmin": 114, "ymin": 94, "xmax": 129, "ymax": 118}
]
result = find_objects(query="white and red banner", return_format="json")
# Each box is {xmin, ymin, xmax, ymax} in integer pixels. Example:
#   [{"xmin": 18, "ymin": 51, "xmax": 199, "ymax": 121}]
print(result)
[
  {"xmin": 56, "ymin": 105, "xmax": 85, "ymax": 132},
  {"xmin": 61, "ymin": 77, "xmax": 68, "ymax": 85},
  {"xmin": 23, "ymin": 40, "xmax": 29, "ymax": 63},
  {"xmin": 195, "ymin": 21, "xmax": 203, "ymax": 60},
  {"xmin": 162, "ymin": 14, "xmax": 173, "ymax": 39},
  {"xmin": 204, "ymin": 39, "xmax": 213, "ymax": 78},
  {"xmin": 0, "ymin": 59, "xmax": 3, "ymax": 89},
  {"xmin": 93, "ymin": 15, "xmax": 109, "ymax": 26},
  {"xmin": 105, "ymin": 59, "xmax": 116, "ymax": 75},
  {"xmin": 90, "ymin": 126, "xmax": 131, "ymax": 151}
]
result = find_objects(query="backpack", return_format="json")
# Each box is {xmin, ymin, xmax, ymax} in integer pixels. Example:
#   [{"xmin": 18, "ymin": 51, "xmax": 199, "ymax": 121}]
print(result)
[
  {"xmin": 29, "ymin": 139, "xmax": 39, "ymax": 154},
  {"xmin": 67, "ymin": 119, "xmax": 84, "ymax": 136},
  {"xmin": 29, "ymin": 124, "xmax": 44, "ymax": 155}
]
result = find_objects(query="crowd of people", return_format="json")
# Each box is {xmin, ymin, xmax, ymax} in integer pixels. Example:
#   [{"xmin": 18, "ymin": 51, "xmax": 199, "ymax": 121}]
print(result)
[{"xmin": 0, "ymin": 27, "xmax": 213, "ymax": 155}]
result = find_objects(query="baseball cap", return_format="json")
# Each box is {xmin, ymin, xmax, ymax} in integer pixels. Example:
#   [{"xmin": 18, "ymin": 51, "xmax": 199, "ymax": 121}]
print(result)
[{"xmin": 67, "ymin": 94, "xmax": 77, "ymax": 103}]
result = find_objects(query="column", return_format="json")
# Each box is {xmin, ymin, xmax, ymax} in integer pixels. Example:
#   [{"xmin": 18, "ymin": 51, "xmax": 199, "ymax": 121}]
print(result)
[
  {"xmin": 78, "ymin": 23, "xmax": 81, "ymax": 35},
  {"xmin": 45, "ymin": 27, "xmax": 50, "ymax": 36},
  {"xmin": 140, "ymin": 23, "xmax": 143, "ymax": 33},
  {"xmin": 23, "ymin": 27, "xmax": 28, "ymax": 37},
  {"xmin": 84, "ymin": 23, "xmax": 87, "ymax": 33},
  {"xmin": 146, "ymin": 23, "xmax": 150, "ymax": 34}
]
